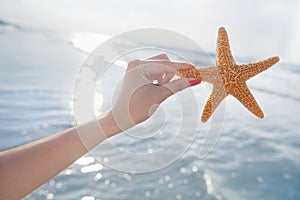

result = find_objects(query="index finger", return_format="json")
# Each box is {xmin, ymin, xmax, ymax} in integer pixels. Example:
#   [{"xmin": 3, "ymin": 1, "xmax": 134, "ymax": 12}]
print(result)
[
  {"xmin": 146, "ymin": 53, "xmax": 170, "ymax": 60},
  {"xmin": 139, "ymin": 60, "xmax": 195, "ymax": 70}
]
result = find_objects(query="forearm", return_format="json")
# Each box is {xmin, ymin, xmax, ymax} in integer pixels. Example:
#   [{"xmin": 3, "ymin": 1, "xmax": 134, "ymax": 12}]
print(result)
[{"xmin": 0, "ymin": 111, "xmax": 120, "ymax": 199}]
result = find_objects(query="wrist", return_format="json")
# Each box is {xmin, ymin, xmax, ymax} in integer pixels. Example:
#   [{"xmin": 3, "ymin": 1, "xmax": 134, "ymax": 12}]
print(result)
[{"xmin": 97, "ymin": 110, "xmax": 122, "ymax": 138}]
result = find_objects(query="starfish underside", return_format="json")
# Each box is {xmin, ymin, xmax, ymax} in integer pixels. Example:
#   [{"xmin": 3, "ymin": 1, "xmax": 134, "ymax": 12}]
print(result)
[{"xmin": 178, "ymin": 27, "xmax": 280, "ymax": 122}]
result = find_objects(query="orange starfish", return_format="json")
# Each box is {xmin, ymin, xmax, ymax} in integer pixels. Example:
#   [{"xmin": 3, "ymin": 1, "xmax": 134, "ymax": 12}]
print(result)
[{"xmin": 178, "ymin": 27, "xmax": 280, "ymax": 122}]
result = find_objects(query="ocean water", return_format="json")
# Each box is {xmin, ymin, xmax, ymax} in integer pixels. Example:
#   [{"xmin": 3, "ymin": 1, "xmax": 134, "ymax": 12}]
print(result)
[{"xmin": 0, "ymin": 23, "xmax": 300, "ymax": 200}]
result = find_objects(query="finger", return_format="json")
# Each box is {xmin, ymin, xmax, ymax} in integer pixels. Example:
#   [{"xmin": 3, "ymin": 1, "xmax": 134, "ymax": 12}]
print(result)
[
  {"xmin": 139, "ymin": 61, "xmax": 188, "ymax": 83},
  {"xmin": 157, "ymin": 72, "xmax": 175, "ymax": 84},
  {"xmin": 159, "ymin": 78, "xmax": 190, "ymax": 99},
  {"xmin": 160, "ymin": 77, "xmax": 202, "ymax": 99},
  {"xmin": 139, "ymin": 60, "xmax": 195, "ymax": 70},
  {"xmin": 146, "ymin": 53, "xmax": 169, "ymax": 60},
  {"xmin": 127, "ymin": 56, "xmax": 170, "ymax": 71}
]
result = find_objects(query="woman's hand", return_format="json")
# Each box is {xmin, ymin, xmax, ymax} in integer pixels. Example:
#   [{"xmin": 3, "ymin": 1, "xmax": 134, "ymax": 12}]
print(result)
[
  {"xmin": 0, "ymin": 54, "xmax": 201, "ymax": 199},
  {"xmin": 109, "ymin": 54, "xmax": 201, "ymax": 132}
]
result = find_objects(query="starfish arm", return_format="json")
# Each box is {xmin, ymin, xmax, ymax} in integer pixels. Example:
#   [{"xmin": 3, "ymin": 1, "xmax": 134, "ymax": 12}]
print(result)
[
  {"xmin": 201, "ymin": 82, "xmax": 227, "ymax": 122},
  {"xmin": 230, "ymin": 82, "xmax": 264, "ymax": 118},
  {"xmin": 216, "ymin": 27, "xmax": 235, "ymax": 71},
  {"xmin": 177, "ymin": 67, "xmax": 219, "ymax": 84},
  {"xmin": 177, "ymin": 68, "xmax": 201, "ymax": 79},
  {"xmin": 198, "ymin": 67, "xmax": 220, "ymax": 84},
  {"xmin": 238, "ymin": 56, "xmax": 280, "ymax": 81}
]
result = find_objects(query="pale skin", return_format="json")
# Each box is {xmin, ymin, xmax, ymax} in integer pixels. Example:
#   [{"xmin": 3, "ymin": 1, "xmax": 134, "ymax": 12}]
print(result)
[{"xmin": 0, "ymin": 54, "xmax": 201, "ymax": 199}]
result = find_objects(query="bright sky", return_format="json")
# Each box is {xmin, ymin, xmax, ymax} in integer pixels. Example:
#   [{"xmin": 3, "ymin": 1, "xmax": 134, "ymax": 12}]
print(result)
[{"xmin": 1, "ymin": 0, "xmax": 300, "ymax": 64}]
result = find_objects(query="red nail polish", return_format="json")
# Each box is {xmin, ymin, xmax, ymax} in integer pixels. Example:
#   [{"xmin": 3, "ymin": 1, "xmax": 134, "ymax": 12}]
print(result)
[{"xmin": 189, "ymin": 79, "xmax": 201, "ymax": 86}]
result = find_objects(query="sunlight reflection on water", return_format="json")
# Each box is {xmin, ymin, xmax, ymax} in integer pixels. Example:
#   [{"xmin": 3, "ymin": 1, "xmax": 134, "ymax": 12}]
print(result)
[
  {"xmin": 1, "ymin": 25, "xmax": 300, "ymax": 199},
  {"xmin": 71, "ymin": 32, "xmax": 110, "ymax": 53}
]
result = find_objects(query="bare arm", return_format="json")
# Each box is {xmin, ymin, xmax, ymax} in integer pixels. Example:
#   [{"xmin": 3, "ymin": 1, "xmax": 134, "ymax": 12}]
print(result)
[
  {"xmin": 0, "ymin": 54, "xmax": 201, "ymax": 199},
  {"xmin": 0, "ymin": 111, "xmax": 120, "ymax": 199}
]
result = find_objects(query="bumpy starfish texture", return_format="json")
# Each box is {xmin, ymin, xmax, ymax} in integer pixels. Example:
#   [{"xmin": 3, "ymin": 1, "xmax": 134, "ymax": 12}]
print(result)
[{"xmin": 178, "ymin": 27, "xmax": 280, "ymax": 122}]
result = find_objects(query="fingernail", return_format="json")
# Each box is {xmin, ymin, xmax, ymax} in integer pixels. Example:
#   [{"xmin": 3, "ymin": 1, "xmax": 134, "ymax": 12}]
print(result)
[{"xmin": 189, "ymin": 79, "xmax": 201, "ymax": 86}]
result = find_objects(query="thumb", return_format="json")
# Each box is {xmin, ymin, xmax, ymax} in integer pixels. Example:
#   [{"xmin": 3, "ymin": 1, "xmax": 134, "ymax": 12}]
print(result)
[{"xmin": 160, "ymin": 78, "xmax": 201, "ymax": 99}]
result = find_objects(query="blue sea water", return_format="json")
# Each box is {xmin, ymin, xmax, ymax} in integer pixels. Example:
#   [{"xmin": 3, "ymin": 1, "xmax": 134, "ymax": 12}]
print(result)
[{"xmin": 0, "ymin": 23, "xmax": 300, "ymax": 200}]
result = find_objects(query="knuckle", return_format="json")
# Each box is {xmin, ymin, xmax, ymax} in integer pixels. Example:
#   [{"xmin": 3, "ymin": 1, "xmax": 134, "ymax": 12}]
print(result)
[
  {"xmin": 128, "ymin": 59, "xmax": 141, "ymax": 68},
  {"xmin": 159, "ymin": 53, "xmax": 168, "ymax": 59}
]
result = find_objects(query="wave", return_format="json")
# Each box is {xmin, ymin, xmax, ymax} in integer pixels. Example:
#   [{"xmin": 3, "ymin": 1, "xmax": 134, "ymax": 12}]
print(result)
[
  {"xmin": 253, "ymin": 86, "xmax": 300, "ymax": 102},
  {"xmin": 0, "ymin": 19, "xmax": 21, "ymax": 30}
]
